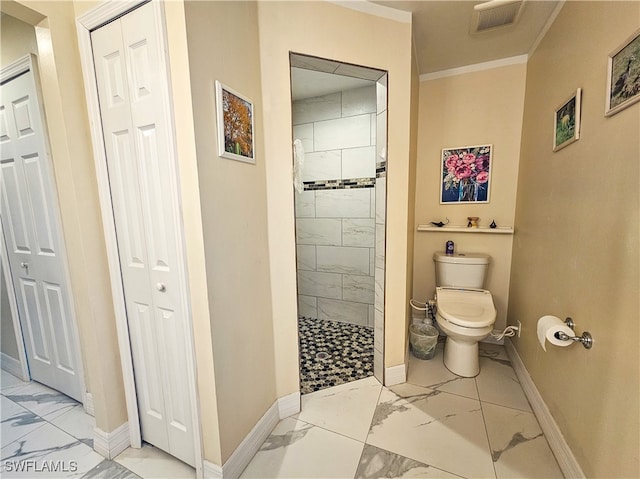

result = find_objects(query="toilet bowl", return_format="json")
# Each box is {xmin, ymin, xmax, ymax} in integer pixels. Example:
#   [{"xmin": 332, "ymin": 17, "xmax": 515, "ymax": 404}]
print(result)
[{"xmin": 435, "ymin": 286, "xmax": 496, "ymax": 377}]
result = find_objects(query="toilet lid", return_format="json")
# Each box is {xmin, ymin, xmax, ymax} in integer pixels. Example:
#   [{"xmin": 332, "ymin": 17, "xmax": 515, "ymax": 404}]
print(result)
[{"xmin": 436, "ymin": 287, "xmax": 496, "ymax": 328}]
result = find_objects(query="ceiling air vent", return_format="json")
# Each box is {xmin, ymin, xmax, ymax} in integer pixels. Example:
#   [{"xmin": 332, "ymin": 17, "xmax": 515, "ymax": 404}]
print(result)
[{"xmin": 471, "ymin": 0, "xmax": 524, "ymax": 33}]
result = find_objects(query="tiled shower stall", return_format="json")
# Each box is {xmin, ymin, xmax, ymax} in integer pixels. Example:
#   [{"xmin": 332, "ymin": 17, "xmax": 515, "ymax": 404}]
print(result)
[{"xmin": 292, "ymin": 62, "xmax": 387, "ymax": 381}]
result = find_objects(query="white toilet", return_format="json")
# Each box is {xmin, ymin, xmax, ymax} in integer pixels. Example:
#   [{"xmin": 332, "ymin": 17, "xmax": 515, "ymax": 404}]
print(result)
[{"xmin": 433, "ymin": 252, "xmax": 496, "ymax": 377}]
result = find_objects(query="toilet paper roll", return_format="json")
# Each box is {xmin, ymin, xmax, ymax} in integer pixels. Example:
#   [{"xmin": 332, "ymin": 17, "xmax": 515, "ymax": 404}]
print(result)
[{"xmin": 537, "ymin": 315, "xmax": 574, "ymax": 351}]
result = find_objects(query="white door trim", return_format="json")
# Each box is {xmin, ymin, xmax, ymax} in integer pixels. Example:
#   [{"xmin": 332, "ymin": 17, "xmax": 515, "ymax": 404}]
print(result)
[
  {"xmin": 76, "ymin": 2, "xmax": 203, "ymax": 476},
  {"xmin": 1, "ymin": 54, "xmax": 88, "ymax": 400}
]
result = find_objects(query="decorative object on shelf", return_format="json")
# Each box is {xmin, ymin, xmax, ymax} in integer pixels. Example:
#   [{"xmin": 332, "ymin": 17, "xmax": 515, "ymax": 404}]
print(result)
[
  {"xmin": 490, "ymin": 220, "xmax": 497, "ymax": 229},
  {"xmin": 430, "ymin": 217, "xmax": 450, "ymax": 227},
  {"xmin": 215, "ymin": 80, "xmax": 255, "ymax": 164},
  {"xmin": 467, "ymin": 216, "xmax": 479, "ymax": 228},
  {"xmin": 553, "ymin": 88, "xmax": 582, "ymax": 152},
  {"xmin": 440, "ymin": 144, "xmax": 492, "ymax": 204},
  {"xmin": 605, "ymin": 28, "xmax": 640, "ymax": 117}
]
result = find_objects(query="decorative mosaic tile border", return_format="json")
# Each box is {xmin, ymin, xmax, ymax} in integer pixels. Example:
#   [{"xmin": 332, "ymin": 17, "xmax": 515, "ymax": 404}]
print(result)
[
  {"xmin": 376, "ymin": 161, "xmax": 387, "ymax": 178},
  {"xmin": 303, "ymin": 177, "xmax": 375, "ymax": 191}
]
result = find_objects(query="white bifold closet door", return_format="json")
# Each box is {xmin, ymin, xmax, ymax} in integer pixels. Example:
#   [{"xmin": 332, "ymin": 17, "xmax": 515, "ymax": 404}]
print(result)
[
  {"xmin": 91, "ymin": 2, "xmax": 195, "ymax": 466},
  {"xmin": 0, "ymin": 65, "xmax": 83, "ymax": 401}
]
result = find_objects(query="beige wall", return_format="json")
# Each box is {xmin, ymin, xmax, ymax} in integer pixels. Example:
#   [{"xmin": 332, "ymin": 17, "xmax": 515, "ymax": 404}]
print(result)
[
  {"xmin": 1, "ymin": 1, "xmax": 127, "ymax": 432},
  {"xmin": 509, "ymin": 2, "xmax": 639, "ymax": 477},
  {"xmin": 184, "ymin": 0, "xmax": 276, "ymax": 464},
  {"xmin": 413, "ymin": 63, "xmax": 527, "ymax": 332},
  {"xmin": 257, "ymin": 1, "xmax": 414, "ymax": 395}
]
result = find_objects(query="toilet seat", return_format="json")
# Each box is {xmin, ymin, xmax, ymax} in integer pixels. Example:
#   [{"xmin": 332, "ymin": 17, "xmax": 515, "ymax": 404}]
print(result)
[{"xmin": 435, "ymin": 287, "xmax": 496, "ymax": 328}]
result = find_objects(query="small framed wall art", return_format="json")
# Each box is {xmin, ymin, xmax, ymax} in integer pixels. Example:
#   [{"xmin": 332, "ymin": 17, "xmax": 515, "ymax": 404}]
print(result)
[
  {"xmin": 440, "ymin": 144, "xmax": 492, "ymax": 204},
  {"xmin": 605, "ymin": 28, "xmax": 640, "ymax": 117},
  {"xmin": 215, "ymin": 80, "xmax": 255, "ymax": 164},
  {"xmin": 553, "ymin": 88, "xmax": 581, "ymax": 152}
]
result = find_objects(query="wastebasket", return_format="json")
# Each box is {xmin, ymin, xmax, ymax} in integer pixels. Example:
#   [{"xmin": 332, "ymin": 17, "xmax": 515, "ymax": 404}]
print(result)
[{"xmin": 409, "ymin": 324, "xmax": 439, "ymax": 360}]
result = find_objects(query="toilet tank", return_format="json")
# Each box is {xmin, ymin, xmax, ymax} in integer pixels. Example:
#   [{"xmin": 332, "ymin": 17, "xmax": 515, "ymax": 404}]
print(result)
[{"xmin": 433, "ymin": 252, "xmax": 490, "ymax": 289}]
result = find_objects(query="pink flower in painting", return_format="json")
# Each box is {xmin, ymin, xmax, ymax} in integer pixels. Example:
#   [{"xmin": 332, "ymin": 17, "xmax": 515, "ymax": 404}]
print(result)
[
  {"xmin": 445, "ymin": 155, "xmax": 459, "ymax": 171},
  {"xmin": 476, "ymin": 171, "xmax": 489, "ymax": 184},
  {"xmin": 455, "ymin": 165, "xmax": 473, "ymax": 179},
  {"xmin": 462, "ymin": 153, "xmax": 476, "ymax": 164}
]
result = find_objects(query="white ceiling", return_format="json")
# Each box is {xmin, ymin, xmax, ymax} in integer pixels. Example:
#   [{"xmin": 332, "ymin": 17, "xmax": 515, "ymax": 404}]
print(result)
[
  {"xmin": 291, "ymin": 68, "xmax": 374, "ymax": 101},
  {"xmin": 372, "ymin": 0, "xmax": 562, "ymax": 75}
]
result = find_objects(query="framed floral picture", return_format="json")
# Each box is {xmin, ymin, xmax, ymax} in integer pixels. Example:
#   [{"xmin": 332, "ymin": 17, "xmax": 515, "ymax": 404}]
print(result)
[
  {"xmin": 440, "ymin": 144, "xmax": 492, "ymax": 204},
  {"xmin": 605, "ymin": 29, "xmax": 640, "ymax": 117},
  {"xmin": 553, "ymin": 88, "xmax": 581, "ymax": 152},
  {"xmin": 215, "ymin": 80, "xmax": 255, "ymax": 164}
]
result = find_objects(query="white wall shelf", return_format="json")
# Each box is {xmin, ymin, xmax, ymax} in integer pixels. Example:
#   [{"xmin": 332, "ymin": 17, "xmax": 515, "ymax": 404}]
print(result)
[{"xmin": 417, "ymin": 225, "xmax": 514, "ymax": 234}]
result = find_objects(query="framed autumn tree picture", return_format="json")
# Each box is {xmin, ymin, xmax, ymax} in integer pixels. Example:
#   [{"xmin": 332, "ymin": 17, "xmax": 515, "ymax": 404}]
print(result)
[{"xmin": 215, "ymin": 81, "xmax": 255, "ymax": 164}]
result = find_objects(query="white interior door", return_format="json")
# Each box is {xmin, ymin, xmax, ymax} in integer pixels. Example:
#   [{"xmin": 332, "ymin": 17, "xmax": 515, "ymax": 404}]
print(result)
[
  {"xmin": 91, "ymin": 2, "xmax": 195, "ymax": 467},
  {"xmin": 0, "ymin": 65, "xmax": 83, "ymax": 401}
]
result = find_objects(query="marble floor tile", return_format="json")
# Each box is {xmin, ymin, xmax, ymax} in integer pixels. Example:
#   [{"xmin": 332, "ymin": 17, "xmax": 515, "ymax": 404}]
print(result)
[
  {"xmin": 240, "ymin": 417, "xmax": 364, "ymax": 478},
  {"xmin": 367, "ymin": 385, "xmax": 495, "ymax": 479},
  {"xmin": 407, "ymin": 345, "xmax": 479, "ymax": 400},
  {"xmin": 297, "ymin": 376, "xmax": 381, "ymax": 442},
  {"xmin": 482, "ymin": 402, "xmax": 563, "ymax": 479},
  {"xmin": 114, "ymin": 444, "xmax": 195, "ymax": 479},
  {"xmin": 355, "ymin": 444, "xmax": 462, "ymax": 478},
  {"xmin": 1, "ymin": 396, "xmax": 46, "ymax": 447},
  {"xmin": 476, "ymin": 357, "xmax": 532, "ymax": 412},
  {"xmin": 3, "ymin": 382, "xmax": 79, "ymax": 420},
  {"xmin": 479, "ymin": 343, "xmax": 510, "ymax": 361},
  {"xmin": 81, "ymin": 459, "xmax": 141, "ymax": 479},
  {"xmin": 1, "ymin": 422, "xmax": 103, "ymax": 478},
  {"xmin": 1, "ymin": 371, "xmax": 27, "ymax": 391},
  {"xmin": 48, "ymin": 404, "xmax": 95, "ymax": 447}
]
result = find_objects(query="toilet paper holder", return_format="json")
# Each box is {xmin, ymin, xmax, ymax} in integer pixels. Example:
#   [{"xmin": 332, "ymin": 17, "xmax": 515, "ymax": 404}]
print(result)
[{"xmin": 554, "ymin": 317, "xmax": 593, "ymax": 349}]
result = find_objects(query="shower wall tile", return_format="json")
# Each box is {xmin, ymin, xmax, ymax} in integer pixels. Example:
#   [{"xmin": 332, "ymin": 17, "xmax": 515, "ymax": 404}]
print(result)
[
  {"xmin": 370, "ymin": 248, "xmax": 375, "ymax": 277},
  {"xmin": 316, "ymin": 189, "xmax": 371, "ymax": 218},
  {"xmin": 304, "ymin": 150, "xmax": 342, "ymax": 182},
  {"xmin": 374, "ymin": 308, "xmax": 384, "ymax": 351},
  {"xmin": 318, "ymin": 298, "xmax": 369, "ymax": 326},
  {"xmin": 297, "ymin": 245, "xmax": 317, "ymax": 271},
  {"xmin": 341, "ymin": 85, "xmax": 376, "ymax": 117},
  {"xmin": 293, "ymin": 123, "xmax": 314, "ymax": 153},
  {"xmin": 375, "ymin": 224, "xmax": 386, "ymax": 269},
  {"xmin": 298, "ymin": 295, "xmax": 318, "ymax": 319},
  {"xmin": 298, "ymin": 270, "xmax": 342, "ymax": 300},
  {"xmin": 375, "ymin": 178, "xmax": 386, "ymax": 225},
  {"xmin": 316, "ymin": 246, "xmax": 371, "ymax": 276},
  {"xmin": 370, "ymin": 114, "xmax": 377, "ymax": 146},
  {"xmin": 296, "ymin": 218, "xmax": 341, "ymax": 245},
  {"xmin": 374, "ymin": 267, "xmax": 385, "ymax": 312},
  {"xmin": 376, "ymin": 110, "xmax": 387, "ymax": 163},
  {"xmin": 342, "ymin": 146, "xmax": 376, "ymax": 179},
  {"xmin": 343, "ymin": 275, "xmax": 375, "ymax": 304},
  {"xmin": 293, "ymin": 92, "xmax": 341, "ymax": 125},
  {"xmin": 376, "ymin": 76, "xmax": 388, "ymax": 113},
  {"xmin": 295, "ymin": 190, "xmax": 316, "ymax": 218},
  {"xmin": 342, "ymin": 219, "xmax": 375, "ymax": 247},
  {"xmin": 314, "ymin": 114, "xmax": 371, "ymax": 151},
  {"xmin": 369, "ymin": 305, "xmax": 375, "ymax": 328}
]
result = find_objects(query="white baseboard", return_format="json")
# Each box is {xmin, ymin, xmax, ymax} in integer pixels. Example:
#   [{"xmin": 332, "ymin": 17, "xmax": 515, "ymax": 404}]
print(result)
[
  {"xmin": 202, "ymin": 460, "xmax": 223, "ymax": 479},
  {"xmin": 505, "ymin": 339, "xmax": 585, "ymax": 479},
  {"xmin": 93, "ymin": 422, "xmax": 130, "ymax": 460},
  {"xmin": 1, "ymin": 352, "xmax": 27, "ymax": 381},
  {"xmin": 83, "ymin": 392, "xmax": 95, "ymax": 417},
  {"xmin": 277, "ymin": 391, "xmax": 300, "ymax": 418},
  {"xmin": 384, "ymin": 363, "xmax": 406, "ymax": 386}
]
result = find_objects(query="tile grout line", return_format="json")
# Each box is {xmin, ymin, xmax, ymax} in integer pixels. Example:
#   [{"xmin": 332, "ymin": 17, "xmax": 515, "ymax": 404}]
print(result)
[{"xmin": 476, "ymin": 376, "xmax": 499, "ymax": 479}]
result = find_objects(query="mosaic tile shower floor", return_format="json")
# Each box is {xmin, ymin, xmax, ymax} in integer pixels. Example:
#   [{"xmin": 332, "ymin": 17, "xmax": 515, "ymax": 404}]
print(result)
[{"xmin": 298, "ymin": 317, "xmax": 374, "ymax": 395}]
